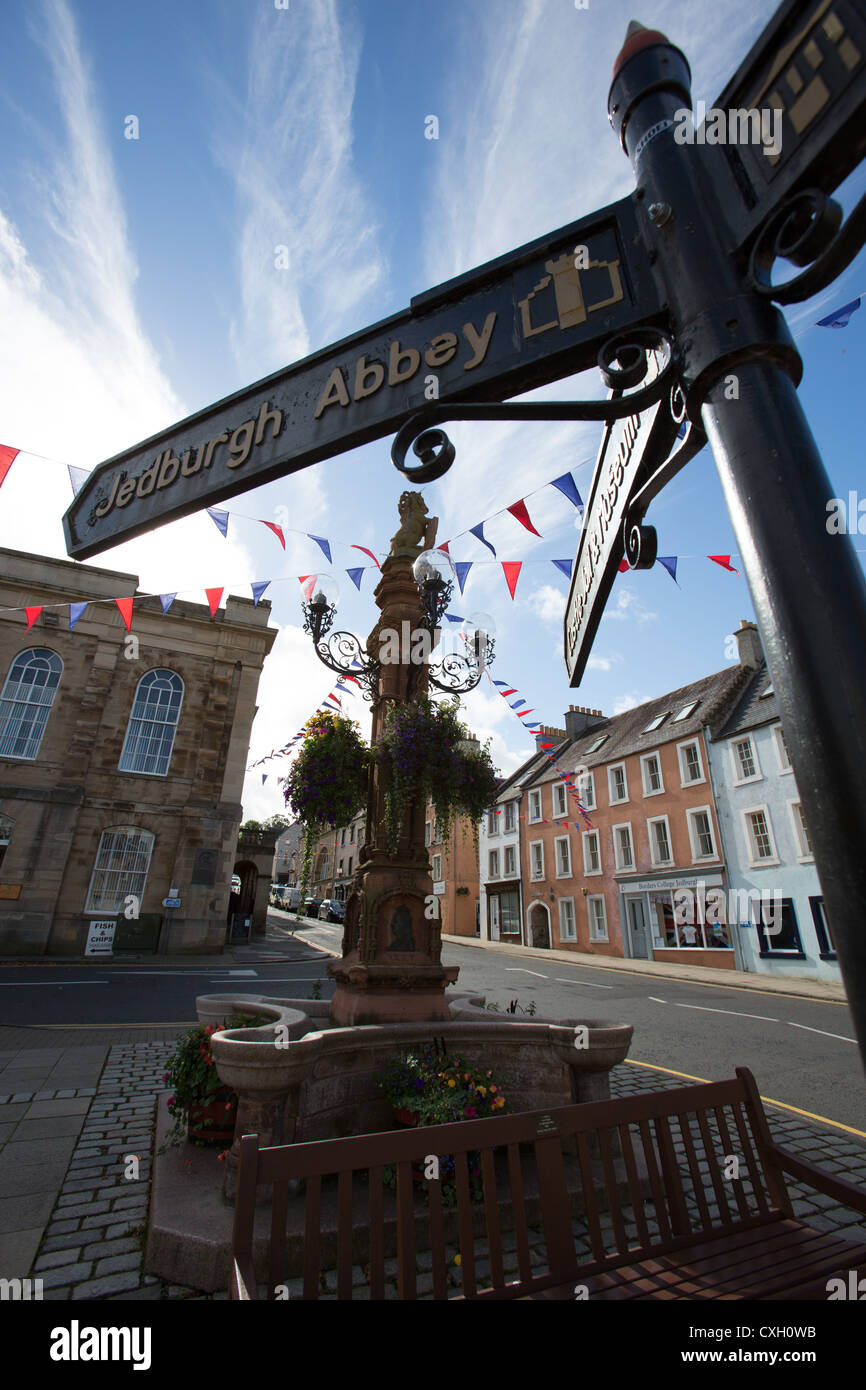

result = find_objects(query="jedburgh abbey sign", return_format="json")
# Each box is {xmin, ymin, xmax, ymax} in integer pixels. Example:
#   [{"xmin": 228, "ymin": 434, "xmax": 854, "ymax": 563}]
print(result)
[{"xmin": 63, "ymin": 197, "xmax": 660, "ymax": 560}]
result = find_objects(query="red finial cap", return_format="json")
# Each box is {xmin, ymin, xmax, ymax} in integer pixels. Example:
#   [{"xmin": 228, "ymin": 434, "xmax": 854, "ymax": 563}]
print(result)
[{"xmin": 612, "ymin": 19, "xmax": 673, "ymax": 78}]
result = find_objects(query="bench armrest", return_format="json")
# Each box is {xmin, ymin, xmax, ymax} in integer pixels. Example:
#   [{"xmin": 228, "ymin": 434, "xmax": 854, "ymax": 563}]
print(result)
[
  {"xmin": 764, "ymin": 1141, "xmax": 866, "ymax": 1217},
  {"xmin": 230, "ymin": 1255, "xmax": 258, "ymax": 1301}
]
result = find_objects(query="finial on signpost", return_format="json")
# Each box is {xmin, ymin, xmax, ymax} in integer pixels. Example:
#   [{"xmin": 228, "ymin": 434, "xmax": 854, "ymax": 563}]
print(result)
[{"xmin": 611, "ymin": 19, "xmax": 674, "ymax": 79}]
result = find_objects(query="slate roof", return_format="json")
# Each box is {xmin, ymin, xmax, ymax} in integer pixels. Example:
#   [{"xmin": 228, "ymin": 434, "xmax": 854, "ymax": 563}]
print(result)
[
  {"xmin": 711, "ymin": 660, "xmax": 781, "ymax": 740},
  {"xmin": 526, "ymin": 665, "xmax": 749, "ymax": 786}
]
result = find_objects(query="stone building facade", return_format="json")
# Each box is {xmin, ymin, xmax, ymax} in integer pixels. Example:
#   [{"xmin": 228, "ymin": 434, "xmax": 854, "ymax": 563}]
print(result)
[{"xmin": 0, "ymin": 547, "xmax": 276, "ymax": 955}]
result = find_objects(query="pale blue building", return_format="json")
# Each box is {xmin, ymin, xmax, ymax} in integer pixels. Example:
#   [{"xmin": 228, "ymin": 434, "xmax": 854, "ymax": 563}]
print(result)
[{"xmin": 706, "ymin": 623, "xmax": 837, "ymax": 982}]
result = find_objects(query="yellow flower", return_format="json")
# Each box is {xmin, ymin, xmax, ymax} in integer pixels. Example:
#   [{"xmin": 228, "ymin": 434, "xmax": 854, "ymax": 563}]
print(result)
[
  {"xmin": 476, "ymin": 1086, "xmax": 486, "ymax": 1097},
  {"xmin": 448, "ymin": 1079, "xmax": 456, "ymax": 1088},
  {"xmin": 454, "ymin": 1254, "xmax": 462, "ymax": 1266},
  {"xmin": 489, "ymin": 1085, "xmax": 497, "ymax": 1094}
]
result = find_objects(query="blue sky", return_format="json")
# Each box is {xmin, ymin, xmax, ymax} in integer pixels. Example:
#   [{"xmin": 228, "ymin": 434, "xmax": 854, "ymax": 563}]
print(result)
[{"xmin": 0, "ymin": 0, "xmax": 863, "ymax": 820}]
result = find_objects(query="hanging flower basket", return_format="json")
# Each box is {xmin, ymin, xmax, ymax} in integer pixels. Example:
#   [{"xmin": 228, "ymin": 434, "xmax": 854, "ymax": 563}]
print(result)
[
  {"xmin": 283, "ymin": 711, "xmax": 370, "ymax": 892},
  {"xmin": 378, "ymin": 696, "xmax": 499, "ymax": 850}
]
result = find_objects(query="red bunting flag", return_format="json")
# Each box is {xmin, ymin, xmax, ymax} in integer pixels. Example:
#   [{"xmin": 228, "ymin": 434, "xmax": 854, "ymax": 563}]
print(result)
[
  {"xmin": 352, "ymin": 544, "xmax": 380, "ymax": 568},
  {"xmin": 25, "ymin": 606, "xmax": 42, "ymax": 630},
  {"xmin": 618, "ymin": 558, "xmax": 630, "ymax": 573},
  {"xmin": 0, "ymin": 445, "xmax": 20, "ymax": 489},
  {"xmin": 507, "ymin": 500, "xmax": 542, "ymax": 538},
  {"xmin": 260, "ymin": 521, "xmax": 285, "ymax": 549},
  {"xmin": 498, "ymin": 687, "xmax": 518, "ymax": 697},
  {"xmin": 298, "ymin": 575, "xmax": 316, "ymax": 602},
  {"xmin": 502, "ymin": 561, "xmax": 522, "ymax": 599},
  {"xmin": 516, "ymin": 709, "xmax": 536, "ymax": 718},
  {"xmin": 709, "ymin": 555, "xmax": 740, "ymax": 575},
  {"xmin": 205, "ymin": 587, "xmax": 224, "ymax": 618},
  {"xmin": 115, "ymin": 597, "xmax": 134, "ymax": 632}
]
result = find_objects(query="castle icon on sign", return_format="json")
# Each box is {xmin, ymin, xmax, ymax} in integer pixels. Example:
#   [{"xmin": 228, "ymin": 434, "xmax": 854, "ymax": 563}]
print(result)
[{"xmin": 518, "ymin": 251, "xmax": 624, "ymax": 340}]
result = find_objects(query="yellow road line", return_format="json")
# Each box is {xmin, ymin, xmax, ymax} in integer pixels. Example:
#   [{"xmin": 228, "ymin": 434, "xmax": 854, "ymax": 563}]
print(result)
[{"xmin": 625, "ymin": 1058, "xmax": 866, "ymax": 1138}]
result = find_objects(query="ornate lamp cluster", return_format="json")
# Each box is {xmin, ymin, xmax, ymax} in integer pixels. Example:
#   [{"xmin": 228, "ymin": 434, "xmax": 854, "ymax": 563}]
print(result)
[{"xmin": 301, "ymin": 551, "xmax": 495, "ymax": 700}]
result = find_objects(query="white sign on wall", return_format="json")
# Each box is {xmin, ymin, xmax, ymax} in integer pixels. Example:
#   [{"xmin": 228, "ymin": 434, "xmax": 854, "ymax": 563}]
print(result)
[
  {"xmin": 433, "ymin": 881, "xmax": 445, "ymax": 895},
  {"xmin": 85, "ymin": 919, "xmax": 116, "ymax": 956}
]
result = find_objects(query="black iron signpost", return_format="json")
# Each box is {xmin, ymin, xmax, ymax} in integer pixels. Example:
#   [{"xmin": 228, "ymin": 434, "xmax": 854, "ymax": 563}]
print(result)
[{"xmin": 63, "ymin": 0, "xmax": 866, "ymax": 1072}]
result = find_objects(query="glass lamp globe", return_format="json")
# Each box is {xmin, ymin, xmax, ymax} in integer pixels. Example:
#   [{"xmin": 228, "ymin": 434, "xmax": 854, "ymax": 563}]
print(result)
[
  {"xmin": 413, "ymin": 549, "xmax": 455, "ymax": 590},
  {"xmin": 308, "ymin": 573, "xmax": 339, "ymax": 610},
  {"xmin": 460, "ymin": 611, "xmax": 496, "ymax": 653}
]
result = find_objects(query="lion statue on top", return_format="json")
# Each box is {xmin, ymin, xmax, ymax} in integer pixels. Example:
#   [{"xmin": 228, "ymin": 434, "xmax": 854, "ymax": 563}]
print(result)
[{"xmin": 389, "ymin": 490, "xmax": 438, "ymax": 555}]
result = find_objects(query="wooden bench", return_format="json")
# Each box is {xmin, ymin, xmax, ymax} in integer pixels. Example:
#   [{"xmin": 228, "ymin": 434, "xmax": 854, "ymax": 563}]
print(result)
[{"xmin": 229, "ymin": 1066, "xmax": 866, "ymax": 1300}]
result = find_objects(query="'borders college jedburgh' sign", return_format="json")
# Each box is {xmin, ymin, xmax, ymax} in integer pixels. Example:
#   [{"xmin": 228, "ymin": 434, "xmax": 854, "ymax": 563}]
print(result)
[{"xmin": 64, "ymin": 197, "xmax": 661, "ymax": 560}]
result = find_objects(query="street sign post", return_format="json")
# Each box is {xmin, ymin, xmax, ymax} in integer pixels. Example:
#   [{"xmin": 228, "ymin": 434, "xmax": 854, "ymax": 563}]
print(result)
[
  {"xmin": 63, "ymin": 198, "xmax": 660, "ymax": 560},
  {"xmin": 605, "ymin": 7, "xmax": 866, "ymax": 1077},
  {"xmin": 61, "ymin": 0, "xmax": 866, "ymax": 1072}
]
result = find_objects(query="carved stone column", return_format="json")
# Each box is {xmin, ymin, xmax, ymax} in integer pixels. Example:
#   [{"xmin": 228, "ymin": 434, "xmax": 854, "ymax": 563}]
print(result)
[{"xmin": 328, "ymin": 497, "xmax": 459, "ymax": 1025}]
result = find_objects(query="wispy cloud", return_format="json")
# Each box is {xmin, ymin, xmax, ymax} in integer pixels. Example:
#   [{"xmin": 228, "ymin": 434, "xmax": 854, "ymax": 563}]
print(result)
[
  {"xmin": 602, "ymin": 587, "xmax": 657, "ymax": 625},
  {"xmin": 223, "ymin": 1, "xmax": 385, "ymax": 381}
]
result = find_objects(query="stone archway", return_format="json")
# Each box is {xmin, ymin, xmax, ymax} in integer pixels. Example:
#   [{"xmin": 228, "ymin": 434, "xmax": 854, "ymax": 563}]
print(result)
[
  {"xmin": 228, "ymin": 859, "xmax": 258, "ymax": 934},
  {"xmin": 527, "ymin": 901, "xmax": 551, "ymax": 950}
]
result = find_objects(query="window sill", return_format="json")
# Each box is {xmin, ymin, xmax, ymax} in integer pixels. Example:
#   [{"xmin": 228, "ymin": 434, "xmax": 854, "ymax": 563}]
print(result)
[
  {"xmin": 747, "ymin": 857, "xmax": 780, "ymax": 869},
  {"xmin": 642, "ymin": 787, "xmax": 665, "ymax": 798},
  {"xmin": 758, "ymin": 949, "xmax": 806, "ymax": 959},
  {"xmin": 818, "ymin": 951, "xmax": 837, "ymax": 961}
]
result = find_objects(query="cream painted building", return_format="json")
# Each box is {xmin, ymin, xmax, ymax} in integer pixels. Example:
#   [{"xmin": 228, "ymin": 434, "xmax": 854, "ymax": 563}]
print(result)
[{"xmin": 0, "ymin": 547, "xmax": 276, "ymax": 955}]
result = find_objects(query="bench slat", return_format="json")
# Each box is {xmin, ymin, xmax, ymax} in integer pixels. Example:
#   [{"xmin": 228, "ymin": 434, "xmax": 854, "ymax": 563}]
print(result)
[
  {"xmin": 427, "ymin": 1171, "xmax": 449, "ymax": 1300},
  {"xmin": 638, "ymin": 1118, "xmax": 673, "ymax": 1245},
  {"xmin": 454, "ymin": 1153, "xmax": 477, "ymax": 1296},
  {"xmin": 481, "ymin": 1146, "xmax": 505, "ymax": 1289},
  {"xmin": 268, "ymin": 1178, "xmax": 289, "ymax": 1298},
  {"xmin": 653, "ymin": 1113, "xmax": 691, "ymax": 1237},
  {"xmin": 713, "ymin": 1105, "xmax": 752, "ymax": 1220},
  {"xmin": 731, "ymin": 1100, "xmax": 770, "ymax": 1217},
  {"xmin": 507, "ymin": 1142, "xmax": 533, "ymax": 1284},
  {"xmin": 536, "ymin": 1132, "xmax": 579, "ymax": 1282},
  {"xmin": 576, "ymin": 1130, "xmax": 606, "ymax": 1260},
  {"xmin": 303, "ymin": 1174, "xmax": 321, "ymax": 1300},
  {"xmin": 618, "ymin": 1121, "xmax": 651, "ymax": 1248},
  {"xmin": 337, "ymin": 1170, "xmax": 353, "ymax": 1299},
  {"xmin": 696, "ymin": 1106, "xmax": 734, "ymax": 1227},
  {"xmin": 396, "ymin": 1161, "xmax": 416, "ymax": 1300},
  {"xmin": 368, "ymin": 1165, "xmax": 385, "ymax": 1299},
  {"xmin": 676, "ymin": 1110, "xmax": 712, "ymax": 1233},
  {"xmin": 597, "ymin": 1125, "xmax": 629, "ymax": 1255}
]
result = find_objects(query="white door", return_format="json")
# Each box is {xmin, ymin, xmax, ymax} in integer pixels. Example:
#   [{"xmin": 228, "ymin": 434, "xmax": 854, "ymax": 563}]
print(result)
[{"xmin": 489, "ymin": 895, "xmax": 500, "ymax": 941}]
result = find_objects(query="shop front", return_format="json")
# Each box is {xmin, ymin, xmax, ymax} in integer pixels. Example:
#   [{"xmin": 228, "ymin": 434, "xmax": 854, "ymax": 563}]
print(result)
[{"xmin": 619, "ymin": 872, "xmax": 739, "ymax": 970}]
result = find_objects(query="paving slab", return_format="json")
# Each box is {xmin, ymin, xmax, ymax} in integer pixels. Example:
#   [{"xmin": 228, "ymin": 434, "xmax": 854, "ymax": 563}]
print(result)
[
  {"xmin": 0, "ymin": 1226, "xmax": 44, "ymax": 1276},
  {"xmin": 24, "ymin": 1098, "xmax": 92, "ymax": 1119},
  {"xmin": 0, "ymin": 1191, "xmax": 56, "ymax": 1234},
  {"xmin": 12, "ymin": 1116, "xmax": 87, "ymax": 1142}
]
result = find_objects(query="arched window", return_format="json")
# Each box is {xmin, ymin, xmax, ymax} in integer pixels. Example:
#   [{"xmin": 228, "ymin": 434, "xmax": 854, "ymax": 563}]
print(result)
[
  {"xmin": 0, "ymin": 814, "xmax": 13, "ymax": 870},
  {"xmin": 118, "ymin": 670, "xmax": 184, "ymax": 776},
  {"xmin": 85, "ymin": 826, "xmax": 155, "ymax": 914},
  {"xmin": 0, "ymin": 648, "xmax": 63, "ymax": 760}
]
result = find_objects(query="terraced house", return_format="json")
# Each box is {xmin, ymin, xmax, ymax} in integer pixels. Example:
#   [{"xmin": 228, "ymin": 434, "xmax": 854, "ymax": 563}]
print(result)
[{"xmin": 481, "ymin": 624, "xmax": 824, "ymax": 977}]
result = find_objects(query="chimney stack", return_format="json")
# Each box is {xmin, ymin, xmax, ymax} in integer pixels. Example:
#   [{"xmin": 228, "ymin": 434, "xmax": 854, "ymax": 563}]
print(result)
[
  {"xmin": 564, "ymin": 706, "xmax": 606, "ymax": 740},
  {"xmin": 734, "ymin": 619, "xmax": 763, "ymax": 669}
]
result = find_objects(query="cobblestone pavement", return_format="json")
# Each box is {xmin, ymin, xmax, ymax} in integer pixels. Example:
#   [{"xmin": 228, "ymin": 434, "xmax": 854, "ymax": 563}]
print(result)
[{"xmin": 1, "ymin": 1037, "xmax": 864, "ymax": 1301}]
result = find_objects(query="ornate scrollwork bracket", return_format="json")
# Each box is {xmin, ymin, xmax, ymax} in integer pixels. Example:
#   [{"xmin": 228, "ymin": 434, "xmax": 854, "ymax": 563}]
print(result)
[
  {"xmin": 312, "ymin": 631, "xmax": 380, "ymax": 702},
  {"xmin": 391, "ymin": 328, "xmax": 675, "ymax": 483},
  {"xmin": 747, "ymin": 187, "xmax": 866, "ymax": 305}
]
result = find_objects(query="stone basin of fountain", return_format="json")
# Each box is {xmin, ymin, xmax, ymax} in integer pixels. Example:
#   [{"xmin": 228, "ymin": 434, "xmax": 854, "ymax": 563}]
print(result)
[{"xmin": 194, "ymin": 991, "xmax": 633, "ymax": 1199}]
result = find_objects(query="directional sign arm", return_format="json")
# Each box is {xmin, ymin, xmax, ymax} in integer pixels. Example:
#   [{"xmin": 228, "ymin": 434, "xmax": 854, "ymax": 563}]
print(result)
[{"xmin": 63, "ymin": 196, "xmax": 664, "ymax": 561}]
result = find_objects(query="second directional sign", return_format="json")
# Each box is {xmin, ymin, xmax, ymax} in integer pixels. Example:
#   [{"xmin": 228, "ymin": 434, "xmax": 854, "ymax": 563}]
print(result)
[{"xmin": 64, "ymin": 197, "xmax": 661, "ymax": 560}]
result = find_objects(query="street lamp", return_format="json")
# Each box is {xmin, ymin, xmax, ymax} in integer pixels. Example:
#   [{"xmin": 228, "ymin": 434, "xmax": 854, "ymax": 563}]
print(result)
[
  {"xmin": 411, "ymin": 551, "xmax": 496, "ymax": 693},
  {"xmin": 301, "ymin": 574, "xmax": 380, "ymax": 701}
]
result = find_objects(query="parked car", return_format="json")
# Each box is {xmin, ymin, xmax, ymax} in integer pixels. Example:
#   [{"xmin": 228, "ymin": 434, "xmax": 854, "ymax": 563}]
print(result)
[
  {"xmin": 318, "ymin": 899, "xmax": 345, "ymax": 923},
  {"xmin": 303, "ymin": 896, "xmax": 324, "ymax": 917},
  {"xmin": 230, "ymin": 874, "xmax": 241, "ymax": 894},
  {"xmin": 269, "ymin": 883, "xmax": 285, "ymax": 907}
]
